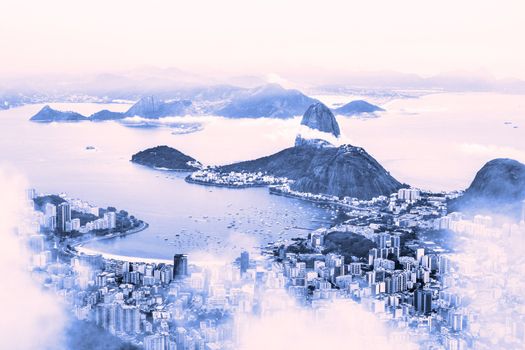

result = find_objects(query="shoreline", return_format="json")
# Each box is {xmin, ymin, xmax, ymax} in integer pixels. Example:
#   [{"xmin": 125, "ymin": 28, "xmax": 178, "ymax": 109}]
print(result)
[
  {"xmin": 268, "ymin": 186, "xmax": 362, "ymax": 211},
  {"xmin": 69, "ymin": 222, "xmax": 234, "ymax": 266},
  {"xmin": 67, "ymin": 221, "xmax": 149, "ymax": 255},
  {"xmin": 184, "ymin": 175, "xmax": 270, "ymax": 189}
]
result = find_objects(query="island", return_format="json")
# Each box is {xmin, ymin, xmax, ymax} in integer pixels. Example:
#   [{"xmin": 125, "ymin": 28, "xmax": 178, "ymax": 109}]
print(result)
[
  {"xmin": 131, "ymin": 145, "xmax": 202, "ymax": 171},
  {"xmin": 333, "ymin": 100, "xmax": 384, "ymax": 116},
  {"xmin": 30, "ymin": 105, "xmax": 88, "ymax": 122}
]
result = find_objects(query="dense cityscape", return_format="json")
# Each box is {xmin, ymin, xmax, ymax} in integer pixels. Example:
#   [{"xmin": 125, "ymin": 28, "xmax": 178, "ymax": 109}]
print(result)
[
  {"xmin": 3, "ymin": 2, "xmax": 525, "ymax": 349},
  {"xmin": 17, "ymin": 187, "xmax": 525, "ymax": 350}
]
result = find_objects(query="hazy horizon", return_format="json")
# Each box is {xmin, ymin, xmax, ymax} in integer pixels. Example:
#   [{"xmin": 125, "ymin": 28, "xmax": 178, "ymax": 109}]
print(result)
[{"xmin": 1, "ymin": 0, "xmax": 525, "ymax": 81}]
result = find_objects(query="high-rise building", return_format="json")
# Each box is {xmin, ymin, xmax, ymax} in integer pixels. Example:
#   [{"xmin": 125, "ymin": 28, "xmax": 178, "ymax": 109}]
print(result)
[
  {"xmin": 71, "ymin": 218, "xmax": 81, "ymax": 231},
  {"xmin": 28, "ymin": 234, "xmax": 45, "ymax": 252},
  {"xmin": 368, "ymin": 248, "xmax": 378, "ymax": 265},
  {"xmin": 144, "ymin": 334, "xmax": 166, "ymax": 350},
  {"xmin": 416, "ymin": 248, "xmax": 425, "ymax": 263},
  {"xmin": 105, "ymin": 211, "xmax": 117, "ymax": 230},
  {"xmin": 348, "ymin": 262, "xmax": 362, "ymax": 275},
  {"xmin": 57, "ymin": 202, "xmax": 71, "ymax": 232},
  {"xmin": 391, "ymin": 235, "xmax": 401, "ymax": 248},
  {"xmin": 173, "ymin": 254, "xmax": 188, "ymax": 279},
  {"xmin": 375, "ymin": 233, "xmax": 391, "ymax": 249},
  {"xmin": 44, "ymin": 203, "xmax": 57, "ymax": 230},
  {"xmin": 122, "ymin": 305, "xmax": 141, "ymax": 334},
  {"xmin": 26, "ymin": 188, "xmax": 36, "ymax": 200},
  {"xmin": 414, "ymin": 289, "xmax": 432, "ymax": 315},
  {"xmin": 439, "ymin": 255, "xmax": 450, "ymax": 275},
  {"xmin": 398, "ymin": 188, "xmax": 421, "ymax": 202},
  {"xmin": 240, "ymin": 251, "xmax": 249, "ymax": 275}
]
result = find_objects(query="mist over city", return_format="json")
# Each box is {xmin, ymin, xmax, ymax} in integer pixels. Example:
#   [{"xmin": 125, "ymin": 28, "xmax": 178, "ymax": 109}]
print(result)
[{"xmin": 1, "ymin": 1, "xmax": 525, "ymax": 350}]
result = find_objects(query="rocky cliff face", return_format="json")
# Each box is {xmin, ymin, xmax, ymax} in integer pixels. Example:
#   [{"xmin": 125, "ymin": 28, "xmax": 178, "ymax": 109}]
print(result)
[
  {"xmin": 125, "ymin": 96, "xmax": 193, "ymax": 118},
  {"xmin": 449, "ymin": 158, "xmax": 525, "ymax": 217},
  {"xmin": 30, "ymin": 105, "xmax": 87, "ymax": 122},
  {"xmin": 334, "ymin": 100, "xmax": 384, "ymax": 116},
  {"xmin": 219, "ymin": 143, "xmax": 402, "ymax": 199},
  {"xmin": 290, "ymin": 144, "xmax": 402, "ymax": 199},
  {"xmin": 294, "ymin": 135, "xmax": 334, "ymax": 149},
  {"xmin": 300, "ymin": 102, "xmax": 341, "ymax": 137},
  {"xmin": 131, "ymin": 146, "xmax": 201, "ymax": 171}
]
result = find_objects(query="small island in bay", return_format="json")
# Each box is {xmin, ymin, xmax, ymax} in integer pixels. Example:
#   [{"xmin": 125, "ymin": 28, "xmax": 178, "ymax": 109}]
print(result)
[
  {"xmin": 334, "ymin": 100, "xmax": 384, "ymax": 116},
  {"xmin": 30, "ymin": 105, "xmax": 87, "ymax": 122},
  {"xmin": 131, "ymin": 145, "xmax": 202, "ymax": 171}
]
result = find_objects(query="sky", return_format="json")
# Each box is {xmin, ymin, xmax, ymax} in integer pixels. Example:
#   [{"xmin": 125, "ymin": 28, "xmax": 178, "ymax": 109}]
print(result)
[{"xmin": 1, "ymin": 0, "xmax": 524, "ymax": 80}]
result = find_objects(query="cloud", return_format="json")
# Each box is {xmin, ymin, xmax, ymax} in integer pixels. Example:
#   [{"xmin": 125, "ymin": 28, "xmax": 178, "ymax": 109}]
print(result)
[
  {"xmin": 236, "ymin": 291, "xmax": 417, "ymax": 350},
  {"xmin": 0, "ymin": 165, "xmax": 66, "ymax": 350},
  {"xmin": 459, "ymin": 143, "xmax": 525, "ymax": 162},
  {"xmin": 443, "ymin": 204, "xmax": 525, "ymax": 348}
]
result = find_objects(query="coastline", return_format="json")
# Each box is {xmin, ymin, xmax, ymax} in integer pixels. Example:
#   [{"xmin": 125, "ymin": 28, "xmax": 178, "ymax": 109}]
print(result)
[
  {"xmin": 69, "ymin": 222, "xmax": 230, "ymax": 266},
  {"xmin": 68, "ymin": 221, "xmax": 149, "ymax": 256},
  {"xmin": 268, "ymin": 186, "xmax": 362, "ymax": 211},
  {"xmin": 184, "ymin": 175, "xmax": 269, "ymax": 189}
]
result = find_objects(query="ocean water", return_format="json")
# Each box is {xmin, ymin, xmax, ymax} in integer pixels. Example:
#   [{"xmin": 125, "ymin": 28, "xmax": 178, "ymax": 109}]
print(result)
[
  {"xmin": 0, "ymin": 103, "xmax": 332, "ymax": 261},
  {"xmin": 1, "ymin": 92, "xmax": 523, "ymax": 260}
]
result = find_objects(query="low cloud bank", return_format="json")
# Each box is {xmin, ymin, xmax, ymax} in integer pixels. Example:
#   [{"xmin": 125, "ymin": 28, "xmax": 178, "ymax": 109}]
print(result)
[{"xmin": 0, "ymin": 166, "xmax": 66, "ymax": 349}]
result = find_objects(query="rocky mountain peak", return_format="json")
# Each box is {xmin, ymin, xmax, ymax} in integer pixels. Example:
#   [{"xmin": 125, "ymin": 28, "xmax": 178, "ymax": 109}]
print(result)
[{"xmin": 300, "ymin": 102, "xmax": 341, "ymax": 137}]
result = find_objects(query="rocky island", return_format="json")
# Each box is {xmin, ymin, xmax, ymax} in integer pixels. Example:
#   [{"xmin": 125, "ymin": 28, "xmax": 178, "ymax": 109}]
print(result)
[
  {"xmin": 218, "ymin": 142, "xmax": 403, "ymax": 199},
  {"xmin": 334, "ymin": 100, "xmax": 384, "ymax": 116},
  {"xmin": 131, "ymin": 139, "xmax": 403, "ymax": 200},
  {"xmin": 30, "ymin": 105, "xmax": 88, "ymax": 122}
]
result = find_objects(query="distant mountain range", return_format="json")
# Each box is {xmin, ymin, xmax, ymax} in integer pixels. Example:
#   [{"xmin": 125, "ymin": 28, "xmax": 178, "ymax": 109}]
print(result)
[
  {"xmin": 5, "ymin": 67, "xmax": 525, "ymax": 102},
  {"xmin": 449, "ymin": 158, "xmax": 525, "ymax": 219},
  {"xmin": 215, "ymin": 84, "xmax": 318, "ymax": 118},
  {"xmin": 28, "ymin": 84, "xmax": 383, "ymax": 121},
  {"xmin": 4, "ymin": 68, "xmax": 525, "ymax": 113},
  {"xmin": 124, "ymin": 97, "xmax": 193, "ymax": 119}
]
